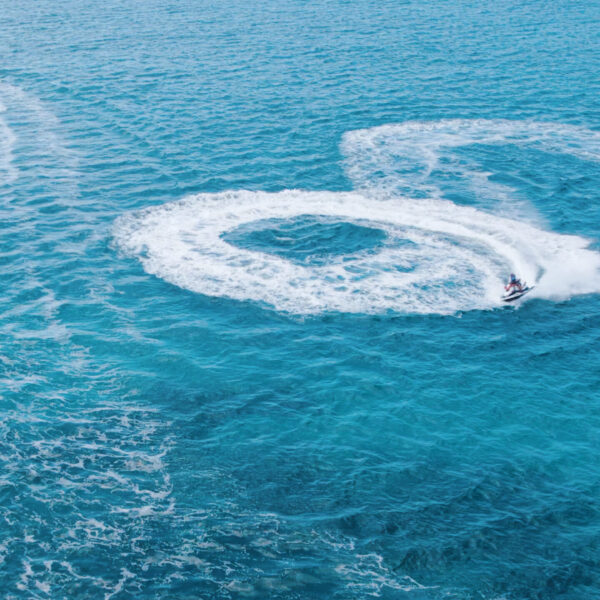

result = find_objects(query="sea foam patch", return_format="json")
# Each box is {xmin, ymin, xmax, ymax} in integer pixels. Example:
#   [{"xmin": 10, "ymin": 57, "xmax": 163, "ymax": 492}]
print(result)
[{"xmin": 114, "ymin": 120, "xmax": 600, "ymax": 314}]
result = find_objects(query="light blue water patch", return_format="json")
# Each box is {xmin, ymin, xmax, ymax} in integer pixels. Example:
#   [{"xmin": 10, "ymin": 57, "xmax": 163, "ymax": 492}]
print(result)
[{"xmin": 0, "ymin": 0, "xmax": 600, "ymax": 598}]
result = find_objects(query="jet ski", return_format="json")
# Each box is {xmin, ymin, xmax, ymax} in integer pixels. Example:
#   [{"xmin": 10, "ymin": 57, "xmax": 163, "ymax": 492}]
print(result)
[{"xmin": 502, "ymin": 283, "xmax": 534, "ymax": 302}]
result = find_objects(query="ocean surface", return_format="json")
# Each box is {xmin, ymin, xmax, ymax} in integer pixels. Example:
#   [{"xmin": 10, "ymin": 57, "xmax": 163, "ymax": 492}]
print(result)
[{"xmin": 1, "ymin": 1, "xmax": 600, "ymax": 598}]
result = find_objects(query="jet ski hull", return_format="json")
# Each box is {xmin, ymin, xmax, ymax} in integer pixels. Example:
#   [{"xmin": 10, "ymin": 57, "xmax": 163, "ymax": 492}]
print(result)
[{"xmin": 502, "ymin": 285, "xmax": 534, "ymax": 302}]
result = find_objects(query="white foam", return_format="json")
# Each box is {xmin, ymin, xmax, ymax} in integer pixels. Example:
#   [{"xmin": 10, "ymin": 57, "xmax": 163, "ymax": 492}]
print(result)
[
  {"xmin": 114, "ymin": 119, "xmax": 600, "ymax": 315},
  {"xmin": 114, "ymin": 188, "xmax": 600, "ymax": 314}
]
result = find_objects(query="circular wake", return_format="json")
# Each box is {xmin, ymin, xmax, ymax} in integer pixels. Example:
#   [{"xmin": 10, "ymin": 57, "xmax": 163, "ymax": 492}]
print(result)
[
  {"xmin": 114, "ymin": 189, "xmax": 600, "ymax": 315},
  {"xmin": 115, "ymin": 119, "xmax": 600, "ymax": 314}
]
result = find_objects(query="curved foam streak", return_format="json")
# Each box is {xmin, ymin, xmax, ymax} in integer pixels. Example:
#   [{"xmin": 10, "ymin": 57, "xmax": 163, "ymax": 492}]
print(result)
[
  {"xmin": 114, "ymin": 189, "xmax": 600, "ymax": 315},
  {"xmin": 0, "ymin": 97, "xmax": 17, "ymax": 186},
  {"xmin": 0, "ymin": 82, "xmax": 79, "ymax": 189},
  {"xmin": 342, "ymin": 119, "xmax": 600, "ymax": 200}
]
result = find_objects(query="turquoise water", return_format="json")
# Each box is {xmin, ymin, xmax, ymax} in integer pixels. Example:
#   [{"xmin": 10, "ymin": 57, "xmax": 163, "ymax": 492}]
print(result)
[{"xmin": 1, "ymin": 0, "xmax": 600, "ymax": 597}]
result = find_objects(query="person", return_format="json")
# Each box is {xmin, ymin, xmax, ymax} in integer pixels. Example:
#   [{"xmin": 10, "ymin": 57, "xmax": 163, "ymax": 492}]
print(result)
[{"xmin": 505, "ymin": 273, "xmax": 523, "ymax": 293}]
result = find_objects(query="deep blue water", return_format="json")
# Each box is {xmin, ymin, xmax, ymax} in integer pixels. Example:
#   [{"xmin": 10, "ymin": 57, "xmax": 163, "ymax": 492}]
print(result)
[{"xmin": 1, "ymin": 1, "xmax": 600, "ymax": 598}]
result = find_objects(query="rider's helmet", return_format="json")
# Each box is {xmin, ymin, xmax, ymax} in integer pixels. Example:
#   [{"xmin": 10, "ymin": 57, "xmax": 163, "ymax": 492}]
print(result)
[{"xmin": 510, "ymin": 273, "xmax": 516, "ymax": 282}]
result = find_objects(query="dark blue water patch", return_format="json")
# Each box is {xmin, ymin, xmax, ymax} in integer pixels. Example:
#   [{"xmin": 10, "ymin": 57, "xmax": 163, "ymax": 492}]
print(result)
[
  {"xmin": 431, "ymin": 144, "xmax": 600, "ymax": 237},
  {"xmin": 221, "ymin": 215, "xmax": 388, "ymax": 265},
  {"xmin": 482, "ymin": 146, "xmax": 600, "ymax": 238}
]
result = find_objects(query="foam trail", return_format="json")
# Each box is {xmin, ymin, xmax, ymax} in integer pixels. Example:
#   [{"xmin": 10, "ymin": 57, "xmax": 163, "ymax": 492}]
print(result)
[
  {"xmin": 342, "ymin": 119, "xmax": 600, "ymax": 197},
  {"xmin": 0, "ymin": 97, "xmax": 17, "ymax": 186},
  {"xmin": 114, "ymin": 189, "xmax": 600, "ymax": 315},
  {"xmin": 0, "ymin": 82, "xmax": 78, "ymax": 189},
  {"xmin": 342, "ymin": 119, "xmax": 600, "ymax": 227}
]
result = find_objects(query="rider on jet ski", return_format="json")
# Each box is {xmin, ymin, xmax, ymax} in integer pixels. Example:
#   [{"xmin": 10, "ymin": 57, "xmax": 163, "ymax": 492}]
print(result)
[{"xmin": 505, "ymin": 273, "xmax": 523, "ymax": 293}]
